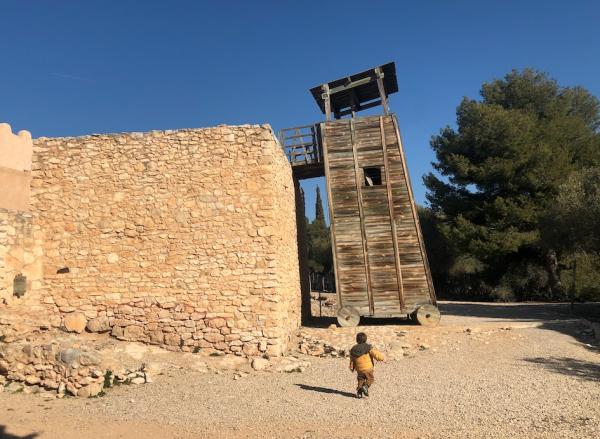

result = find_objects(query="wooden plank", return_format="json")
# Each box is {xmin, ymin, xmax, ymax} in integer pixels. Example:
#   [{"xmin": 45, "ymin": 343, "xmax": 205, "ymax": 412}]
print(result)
[
  {"xmin": 337, "ymin": 99, "xmax": 383, "ymax": 118},
  {"xmin": 284, "ymin": 133, "xmax": 315, "ymax": 140},
  {"xmin": 391, "ymin": 115, "xmax": 437, "ymax": 305},
  {"xmin": 321, "ymin": 123, "xmax": 342, "ymax": 308},
  {"xmin": 380, "ymin": 116, "xmax": 405, "ymax": 312},
  {"xmin": 350, "ymin": 118, "xmax": 374, "ymax": 315},
  {"xmin": 328, "ymin": 75, "xmax": 375, "ymax": 95}
]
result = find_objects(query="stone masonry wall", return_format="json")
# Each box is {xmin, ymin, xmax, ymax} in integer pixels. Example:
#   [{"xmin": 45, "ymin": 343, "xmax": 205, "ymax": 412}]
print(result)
[
  {"xmin": 27, "ymin": 125, "xmax": 300, "ymax": 356},
  {"xmin": 0, "ymin": 209, "xmax": 45, "ymax": 308}
]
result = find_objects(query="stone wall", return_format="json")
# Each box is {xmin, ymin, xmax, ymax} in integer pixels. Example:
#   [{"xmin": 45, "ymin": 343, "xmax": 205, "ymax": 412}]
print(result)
[
  {"xmin": 0, "ymin": 209, "xmax": 45, "ymax": 307},
  {"xmin": 16, "ymin": 124, "xmax": 300, "ymax": 356}
]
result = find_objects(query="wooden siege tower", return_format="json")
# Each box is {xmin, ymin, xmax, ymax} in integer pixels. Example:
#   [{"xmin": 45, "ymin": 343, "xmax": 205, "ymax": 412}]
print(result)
[{"xmin": 280, "ymin": 62, "xmax": 440, "ymax": 327}]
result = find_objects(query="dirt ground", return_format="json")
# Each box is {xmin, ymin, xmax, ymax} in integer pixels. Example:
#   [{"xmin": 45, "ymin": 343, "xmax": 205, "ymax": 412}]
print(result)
[{"xmin": 0, "ymin": 302, "xmax": 598, "ymax": 439}]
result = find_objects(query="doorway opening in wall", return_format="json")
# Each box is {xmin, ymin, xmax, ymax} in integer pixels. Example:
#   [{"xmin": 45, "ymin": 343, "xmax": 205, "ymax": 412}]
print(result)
[{"xmin": 298, "ymin": 176, "xmax": 336, "ymax": 324}]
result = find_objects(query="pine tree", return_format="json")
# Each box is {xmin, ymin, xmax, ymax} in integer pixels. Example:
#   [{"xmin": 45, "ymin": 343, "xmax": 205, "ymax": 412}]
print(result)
[{"xmin": 425, "ymin": 69, "xmax": 600, "ymax": 297}]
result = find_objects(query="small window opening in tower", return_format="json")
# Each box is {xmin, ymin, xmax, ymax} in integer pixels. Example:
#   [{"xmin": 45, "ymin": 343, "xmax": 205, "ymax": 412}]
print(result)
[{"xmin": 363, "ymin": 167, "xmax": 383, "ymax": 186}]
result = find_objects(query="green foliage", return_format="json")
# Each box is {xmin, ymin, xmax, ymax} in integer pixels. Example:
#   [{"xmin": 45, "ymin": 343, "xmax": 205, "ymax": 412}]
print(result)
[
  {"xmin": 103, "ymin": 370, "xmax": 113, "ymax": 389},
  {"xmin": 424, "ymin": 69, "xmax": 600, "ymax": 300},
  {"xmin": 543, "ymin": 167, "xmax": 600, "ymax": 253},
  {"xmin": 545, "ymin": 168, "xmax": 600, "ymax": 301},
  {"xmin": 490, "ymin": 286, "xmax": 515, "ymax": 303},
  {"xmin": 559, "ymin": 252, "xmax": 600, "ymax": 301},
  {"xmin": 499, "ymin": 262, "xmax": 554, "ymax": 301},
  {"xmin": 307, "ymin": 186, "xmax": 332, "ymax": 274}
]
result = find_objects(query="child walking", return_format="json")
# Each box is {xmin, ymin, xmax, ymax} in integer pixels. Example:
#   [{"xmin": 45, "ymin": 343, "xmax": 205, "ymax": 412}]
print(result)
[{"xmin": 349, "ymin": 332, "xmax": 385, "ymax": 398}]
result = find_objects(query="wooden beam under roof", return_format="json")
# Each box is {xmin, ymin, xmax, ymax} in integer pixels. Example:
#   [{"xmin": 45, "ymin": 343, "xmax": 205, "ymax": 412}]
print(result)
[{"xmin": 309, "ymin": 62, "xmax": 398, "ymax": 116}]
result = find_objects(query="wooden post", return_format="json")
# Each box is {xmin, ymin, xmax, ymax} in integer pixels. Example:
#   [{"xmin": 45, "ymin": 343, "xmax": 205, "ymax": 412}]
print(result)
[
  {"xmin": 320, "ymin": 276, "xmax": 324, "ymax": 317},
  {"xmin": 350, "ymin": 118, "xmax": 375, "ymax": 315},
  {"xmin": 380, "ymin": 116, "xmax": 405, "ymax": 312},
  {"xmin": 375, "ymin": 67, "xmax": 389, "ymax": 115},
  {"xmin": 322, "ymin": 84, "xmax": 332, "ymax": 121}
]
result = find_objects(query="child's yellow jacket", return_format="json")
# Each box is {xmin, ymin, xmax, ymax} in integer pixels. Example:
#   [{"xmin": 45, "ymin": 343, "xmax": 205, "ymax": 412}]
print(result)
[{"xmin": 349, "ymin": 343, "xmax": 385, "ymax": 372}]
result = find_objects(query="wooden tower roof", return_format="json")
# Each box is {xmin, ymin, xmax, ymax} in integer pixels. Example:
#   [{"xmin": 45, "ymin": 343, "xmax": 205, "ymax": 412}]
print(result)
[{"xmin": 309, "ymin": 62, "xmax": 398, "ymax": 119}]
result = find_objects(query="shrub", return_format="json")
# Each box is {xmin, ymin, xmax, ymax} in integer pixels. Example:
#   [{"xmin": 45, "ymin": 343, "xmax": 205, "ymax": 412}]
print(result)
[
  {"xmin": 491, "ymin": 286, "xmax": 516, "ymax": 302},
  {"xmin": 559, "ymin": 252, "xmax": 600, "ymax": 302}
]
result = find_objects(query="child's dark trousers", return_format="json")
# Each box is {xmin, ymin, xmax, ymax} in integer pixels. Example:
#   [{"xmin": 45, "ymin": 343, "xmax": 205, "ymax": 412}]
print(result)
[{"xmin": 356, "ymin": 369, "xmax": 374, "ymax": 390}]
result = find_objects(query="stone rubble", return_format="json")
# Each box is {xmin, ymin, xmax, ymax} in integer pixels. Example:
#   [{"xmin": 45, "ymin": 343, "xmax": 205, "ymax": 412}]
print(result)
[{"xmin": 0, "ymin": 321, "xmax": 313, "ymax": 398}]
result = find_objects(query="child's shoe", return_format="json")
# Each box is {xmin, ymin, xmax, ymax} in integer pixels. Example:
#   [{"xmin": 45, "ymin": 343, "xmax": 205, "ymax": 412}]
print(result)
[
  {"xmin": 362, "ymin": 385, "xmax": 369, "ymax": 397},
  {"xmin": 356, "ymin": 387, "xmax": 363, "ymax": 398}
]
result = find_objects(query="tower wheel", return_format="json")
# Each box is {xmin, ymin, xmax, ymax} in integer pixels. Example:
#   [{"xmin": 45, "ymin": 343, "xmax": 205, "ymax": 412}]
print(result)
[{"xmin": 415, "ymin": 304, "xmax": 441, "ymax": 327}]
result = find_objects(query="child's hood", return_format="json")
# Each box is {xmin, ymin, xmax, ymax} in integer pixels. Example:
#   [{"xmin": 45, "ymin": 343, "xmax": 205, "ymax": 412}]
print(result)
[{"xmin": 350, "ymin": 342, "xmax": 372, "ymax": 358}]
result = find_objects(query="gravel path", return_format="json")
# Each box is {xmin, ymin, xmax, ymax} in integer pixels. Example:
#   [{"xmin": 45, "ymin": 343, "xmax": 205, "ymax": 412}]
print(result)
[{"xmin": 0, "ymin": 303, "xmax": 598, "ymax": 438}]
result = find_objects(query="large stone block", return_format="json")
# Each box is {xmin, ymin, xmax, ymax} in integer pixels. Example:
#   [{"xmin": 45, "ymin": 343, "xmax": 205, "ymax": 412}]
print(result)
[{"xmin": 63, "ymin": 313, "xmax": 87, "ymax": 334}]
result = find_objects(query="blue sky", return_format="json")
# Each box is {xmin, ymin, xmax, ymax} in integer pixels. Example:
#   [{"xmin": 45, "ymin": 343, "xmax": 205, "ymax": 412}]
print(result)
[{"xmin": 1, "ymin": 1, "xmax": 599, "ymax": 221}]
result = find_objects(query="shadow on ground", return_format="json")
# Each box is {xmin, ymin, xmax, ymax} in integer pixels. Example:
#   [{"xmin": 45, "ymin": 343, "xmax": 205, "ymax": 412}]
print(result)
[
  {"xmin": 295, "ymin": 384, "xmax": 356, "ymax": 399},
  {"xmin": 439, "ymin": 302, "xmax": 598, "ymax": 348},
  {"xmin": 306, "ymin": 302, "xmax": 574, "ymax": 327},
  {"xmin": 438, "ymin": 302, "xmax": 574, "ymax": 322},
  {"xmin": 523, "ymin": 357, "xmax": 600, "ymax": 382},
  {"xmin": 303, "ymin": 302, "xmax": 599, "ymax": 351},
  {"xmin": 0, "ymin": 426, "xmax": 38, "ymax": 439},
  {"xmin": 304, "ymin": 315, "xmax": 418, "ymax": 328}
]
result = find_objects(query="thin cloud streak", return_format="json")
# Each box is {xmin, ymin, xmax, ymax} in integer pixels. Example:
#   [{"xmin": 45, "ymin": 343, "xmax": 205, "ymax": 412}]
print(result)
[{"xmin": 50, "ymin": 72, "xmax": 95, "ymax": 83}]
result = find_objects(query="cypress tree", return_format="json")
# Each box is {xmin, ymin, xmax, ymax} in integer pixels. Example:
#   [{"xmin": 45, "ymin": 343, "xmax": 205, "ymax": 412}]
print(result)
[
  {"xmin": 315, "ymin": 186, "xmax": 325, "ymax": 224},
  {"xmin": 307, "ymin": 185, "xmax": 332, "ymax": 274}
]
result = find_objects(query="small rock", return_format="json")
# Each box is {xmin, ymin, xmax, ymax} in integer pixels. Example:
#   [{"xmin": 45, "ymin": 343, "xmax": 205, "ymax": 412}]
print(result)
[
  {"xmin": 5, "ymin": 382, "xmax": 24, "ymax": 393},
  {"xmin": 328, "ymin": 324, "xmax": 337, "ymax": 329},
  {"xmin": 25, "ymin": 375, "xmax": 41, "ymax": 385},
  {"xmin": 251, "ymin": 358, "xmax": 270, "ymax": 371},
  {"xmin": 23, "ymin": 385, "xmax": 40, "ymax": 394},
  {"xmin": 77, "ymin": 383, "xmax": 102, "ymax": 398},
  {"xmin": 63, "ymin": 313, "xmax": 87, "ymax": 333},
  {"xmin": 66, "ymin": 383, "xmax": 78, "ymax": 396},
  {"xmin": 130, "ymin": 377, "xmax": 145, "ymax": 385},
  {"xmin": 419, "ymin": 343, "xmax": 430, "ymax": 350},
  {"xmin": 308, "ymin": 345, "xmax": 325, "ymax": 357},
  {"xmin": 59, "ymin": 348, "xmax": 83, "ymax": 367},
  {"xmin": 78, "ymin": 351, "xmax": 101, "ymax": 366},
  {"xmin": 86, "ymin": 317, "xmax": 111, "ymax": 333},
  {"xmin": 44, "ymin": 380, "xmax": 59, "ymax": 390}
]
